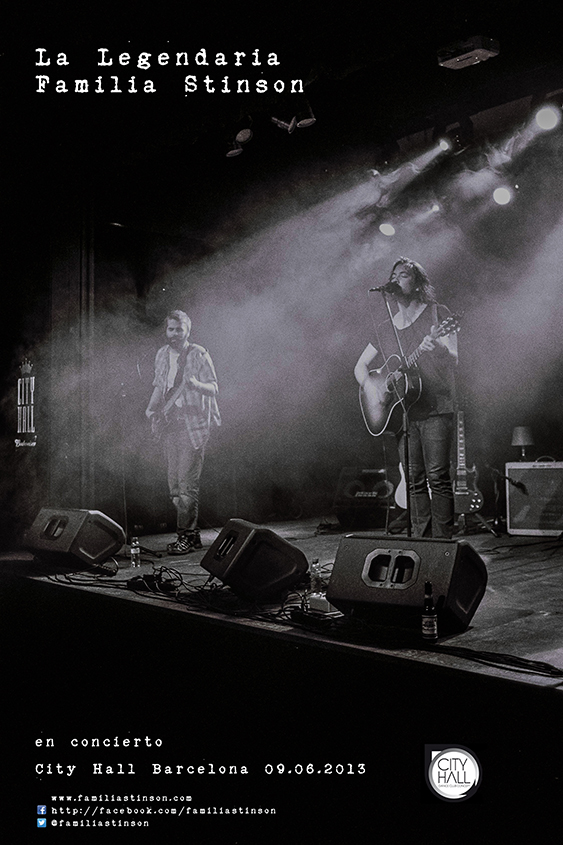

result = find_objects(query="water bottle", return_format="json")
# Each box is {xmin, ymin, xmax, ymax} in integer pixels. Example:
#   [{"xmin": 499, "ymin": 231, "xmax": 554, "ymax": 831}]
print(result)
[
  {"xmin": 130, "ymin": 537, "xmax": 141, "ymax": 568},
  {"xmin": 309, "ymin": 558, "xmax": 324, "ymax": 596}
]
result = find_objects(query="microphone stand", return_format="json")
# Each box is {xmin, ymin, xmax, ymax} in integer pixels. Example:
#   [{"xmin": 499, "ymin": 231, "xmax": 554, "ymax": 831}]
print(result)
[
  {"xmin": 379, "ymin": 288, "xmax": 413, "ymax": 537},
  {"xmin": 487, "ymin": 465, "xmax": 527, "ymax": 534},
  {"xmin": 118, "ymin": 383, "xmax": 162, "ymax": 560}
]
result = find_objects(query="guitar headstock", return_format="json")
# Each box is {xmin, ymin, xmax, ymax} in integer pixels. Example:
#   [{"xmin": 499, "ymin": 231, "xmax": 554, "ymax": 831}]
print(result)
[{"xmin": 433, "ymin": 313, "xmax": 461, "ymax": 339}]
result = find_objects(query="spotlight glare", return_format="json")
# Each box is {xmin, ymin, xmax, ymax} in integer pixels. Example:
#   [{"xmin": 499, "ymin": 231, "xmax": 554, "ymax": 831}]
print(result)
[
  {"xmin": 493, "ymin": 186, "xmax": 512, "ymax": 205},
  {"xmin": 379, "ymin": 223, "xmax": 396, "ymax": 236},
  {"xmin": 438, "ymin": 138, "xmax": 451, "ymax": 151},
  {"xmin": 535, "ymin": 105, "xmax": 561, "ymax": 131}
]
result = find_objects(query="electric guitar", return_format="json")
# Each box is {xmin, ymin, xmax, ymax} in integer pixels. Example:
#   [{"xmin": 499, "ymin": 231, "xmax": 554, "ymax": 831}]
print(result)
[
  {"xmin": 393, "ymin": 462, "xmax": 432, "ymax": 510},
  {"xmin": 359, "ymin": 315, "xmax": 460, "ymax": 436},
  {"xmin": 394, "ymin": 410, "xmax": 483, "ymax": 513},
  {"xmin": 151, "ymin": 412, "xmax": 171, "ymax": 442},
  {"xmin": 453, "ymin": 409, "xmax": 484, "ymax": 515},
  {"xmin": 150, "ymin": 381, "xmax": 186, "ymax": 442}
]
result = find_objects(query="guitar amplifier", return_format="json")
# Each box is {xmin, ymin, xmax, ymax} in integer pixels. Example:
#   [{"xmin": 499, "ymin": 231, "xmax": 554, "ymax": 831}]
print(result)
[
  {"xmin": 505, "ymin": 462, "xmax": 563, "ymax": 536},
  {"xmin": 333, "ymin": 467, "xmax": 396, "ymax": 529}
]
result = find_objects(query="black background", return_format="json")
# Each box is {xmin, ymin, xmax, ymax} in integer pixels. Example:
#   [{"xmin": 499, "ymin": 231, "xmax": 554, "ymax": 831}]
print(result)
[{"xmin": 2, "ymin": 2, "xmax": 563, "ymax": 840}]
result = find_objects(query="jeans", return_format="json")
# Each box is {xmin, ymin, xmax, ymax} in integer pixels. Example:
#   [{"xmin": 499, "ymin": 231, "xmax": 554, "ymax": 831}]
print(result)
[
  {"xmin": 164, "ymin": 427, "xmax": 206, "ymax": 534},
  {"xmin": 398, "ymin": 414, "xmax": 454, "ymax": 538}
]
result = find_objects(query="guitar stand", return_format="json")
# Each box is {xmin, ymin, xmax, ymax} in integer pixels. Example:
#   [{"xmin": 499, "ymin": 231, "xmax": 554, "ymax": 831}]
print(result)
[
  {"xmin": 117, "ymin": 384, "xmax": 163, "ymax": 559},
  {"xmin": 456, "ymin": 512, "xmax": 500, "ymax": 538},
  {"xmin": 485, "ymin": 465, "xmax": 525, "ymax": 536}
]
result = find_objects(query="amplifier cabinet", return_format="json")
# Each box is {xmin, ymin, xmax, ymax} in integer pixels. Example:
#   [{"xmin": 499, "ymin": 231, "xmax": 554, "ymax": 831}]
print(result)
[
  {"xmin": 505, "ymin": 462, "xmax": 563, "ymax": 536},
  {"xmin": 333, "ymin": 467, "xmax": 396, "ymax": 530}
]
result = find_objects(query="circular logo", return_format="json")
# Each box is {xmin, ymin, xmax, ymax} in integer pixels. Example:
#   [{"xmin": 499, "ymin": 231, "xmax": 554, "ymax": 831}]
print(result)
[{"xmin": 427, "ymin": 747, "xmax": 481, "ymax": 801}]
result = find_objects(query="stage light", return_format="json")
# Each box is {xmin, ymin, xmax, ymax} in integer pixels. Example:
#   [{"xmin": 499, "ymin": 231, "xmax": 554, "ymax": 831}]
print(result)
[
  {"xmin": 535, "ymin": 105, "xmax": 561, "ymax": 131},
  {"xmin": 271, "ymin": 116, "xmax": 297, "ymax": 134},
  {"xmin": 433, "ymin": 117, "xmax": 473, "ymax": 156},
  {"xmin": 235, "ymin": 127, "xmax": 253, "ymax": 144},
  {"xmin": 493, "ymin": 186, "xmax": 512, "ymax": 205},
  {"xmin": 437, "ymin": 35, "xmax": 499, "ymax": 70},
  {"xmin": 379, "ymin": 223, "xmax": 396, "ymax": 236},
  {"xmin": 296, "ymin": 99, "xmax": 316, "ymax": 128},
  {"xmin": 226, "ymin": 141, "xmax": 243, "ymax": 157}
]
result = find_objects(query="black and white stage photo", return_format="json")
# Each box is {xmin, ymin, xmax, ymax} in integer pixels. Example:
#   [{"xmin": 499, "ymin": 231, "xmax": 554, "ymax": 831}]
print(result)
[{"xmin": 2, "ymin": 2, "xmax": 563, "ymax": 841}]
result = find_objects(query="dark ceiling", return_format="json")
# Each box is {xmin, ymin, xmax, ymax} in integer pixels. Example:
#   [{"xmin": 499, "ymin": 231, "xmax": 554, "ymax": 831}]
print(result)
[
  {"xmin": 4, "ymin": 1, "xmax": 562, "ymax": 178},
  {"xmin": 1, "ymin": 1, "xmax": 560, "ymax": 328},
  {"xmin": 2, "ymin": 1, "xmax": 563, "ymax": 296}
]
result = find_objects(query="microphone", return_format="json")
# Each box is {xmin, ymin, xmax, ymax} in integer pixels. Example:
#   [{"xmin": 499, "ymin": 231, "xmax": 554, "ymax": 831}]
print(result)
[{"xmin": 369, "ymin": 282, "xmax": 399, "ymax": 293}]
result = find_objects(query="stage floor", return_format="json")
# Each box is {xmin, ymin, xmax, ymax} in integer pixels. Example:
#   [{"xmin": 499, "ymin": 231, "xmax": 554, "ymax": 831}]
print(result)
[
  {"xmin": 3, "ymin": 517, "xmax": 563, "ymax": 837},
  {"xmin": 4, "ymin": 516, "xmax": 563, "ymax": 693}
]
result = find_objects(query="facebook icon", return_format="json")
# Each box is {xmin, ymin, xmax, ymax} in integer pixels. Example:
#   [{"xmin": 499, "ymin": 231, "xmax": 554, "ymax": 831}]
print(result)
[{"xmin": 37, "ymin": 806, "xmax": 47, "ymax": 815}]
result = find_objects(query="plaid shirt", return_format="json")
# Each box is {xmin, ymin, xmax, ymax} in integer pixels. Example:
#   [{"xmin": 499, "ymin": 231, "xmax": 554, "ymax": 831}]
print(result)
[{"xmin": 147, "ymin": 342, "xmax": 220, "ymax": 449}]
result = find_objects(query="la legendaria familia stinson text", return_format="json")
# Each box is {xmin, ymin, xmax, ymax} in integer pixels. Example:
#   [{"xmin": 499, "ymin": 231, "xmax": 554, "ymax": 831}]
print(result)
[{"xmin": 34, "ymin": 47, "xmax": 305, "ymax": 94}]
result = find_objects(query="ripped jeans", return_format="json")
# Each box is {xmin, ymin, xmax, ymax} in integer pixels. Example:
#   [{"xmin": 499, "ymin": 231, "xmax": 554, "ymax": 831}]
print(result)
[{"xmin": 164, "ymin": 427, "xmax": 206, "ymax": 534}]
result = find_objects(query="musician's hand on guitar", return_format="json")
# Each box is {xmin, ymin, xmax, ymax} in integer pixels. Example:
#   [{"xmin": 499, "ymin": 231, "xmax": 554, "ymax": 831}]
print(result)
[{"xmin": 419, "ymin": 333, "xmax": 437, "ymax": 352}]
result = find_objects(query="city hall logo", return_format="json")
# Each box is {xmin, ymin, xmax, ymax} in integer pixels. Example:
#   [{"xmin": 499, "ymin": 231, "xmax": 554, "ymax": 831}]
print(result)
[{"xmin": 425, "ymin": 745, "xmax": 482, "ymax": 801}]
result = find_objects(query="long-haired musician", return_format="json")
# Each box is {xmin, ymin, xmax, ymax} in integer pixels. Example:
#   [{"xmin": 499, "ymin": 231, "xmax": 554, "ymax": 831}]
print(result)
[{"xmin": 354, "ymin": 258, "xmax": 458, "ymax": 538}]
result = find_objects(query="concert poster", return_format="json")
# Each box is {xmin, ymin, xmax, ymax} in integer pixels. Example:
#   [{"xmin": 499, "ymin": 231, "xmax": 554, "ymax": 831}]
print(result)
[{"xmin": 1, "ymin": 2, "xmax": 562, "ymax": 841}]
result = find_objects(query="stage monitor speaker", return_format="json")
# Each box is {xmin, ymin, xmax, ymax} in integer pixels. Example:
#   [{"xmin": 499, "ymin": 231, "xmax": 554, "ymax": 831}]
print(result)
[
  {"xmin": 23, "ymin": 508, "xmax": 126, "ymax": 568},
  {"xmin": 200, "ymin": 519, "xmax": 309, "ymax": 601},
  {"xmin": 505, "ymin": 462, "xmax": 563, "ymax": 536},
  {"xmin": 326, "ymin": 535, "xmax": 487, "ymax": 634},
  {"xmin": 333, "ymin": 467, "xmax": 395, "ymax": 529}
]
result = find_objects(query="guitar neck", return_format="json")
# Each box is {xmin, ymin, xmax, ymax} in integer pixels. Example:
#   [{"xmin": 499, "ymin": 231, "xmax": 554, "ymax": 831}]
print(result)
[
  {"xmin": 455, "ymin": 410, "xmax": 469, "ymax": 487},
  {"xmin": 452, "ymin": 408, "xmax": 484, "ymax": 514},
  {"xmin": 404, "ymin": 323, "xmax": 449, "ymax": 368},
  {"xmin": 406, "ymin": 345, "xmax": 423, "ymax": 368}
]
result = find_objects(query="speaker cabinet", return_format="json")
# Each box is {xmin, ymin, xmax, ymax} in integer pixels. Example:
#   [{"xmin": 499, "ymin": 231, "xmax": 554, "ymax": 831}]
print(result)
[
  {"xmin": 326, "ymin": 535, "xmax": 487, "ymax": 633},
  {"xmin": 200, "ymin": 519, "xmax": 308, "ymax": 601},
  {"xmin": 505, "ymin": 462, "xmax": 563, "ymax": 536},
  {"xmin": 24, "ymin": 508, "xmax": 126, "ymax": 568},
  {"xmin": 333, "ymin": 467, "xmax": 396, "ymax": 529}
]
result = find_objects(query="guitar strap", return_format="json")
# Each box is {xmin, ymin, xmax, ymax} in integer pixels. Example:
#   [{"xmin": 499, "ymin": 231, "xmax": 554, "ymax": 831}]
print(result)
[{"xmin": 162, "ymin": 382, "xmax": 185, "ymax": 417}]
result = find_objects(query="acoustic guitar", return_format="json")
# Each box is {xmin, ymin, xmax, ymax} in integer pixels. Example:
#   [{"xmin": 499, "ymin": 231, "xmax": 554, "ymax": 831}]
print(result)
[{"xmin": 359, "ymin": 315, "xmax": 460, "ymax": 436}]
